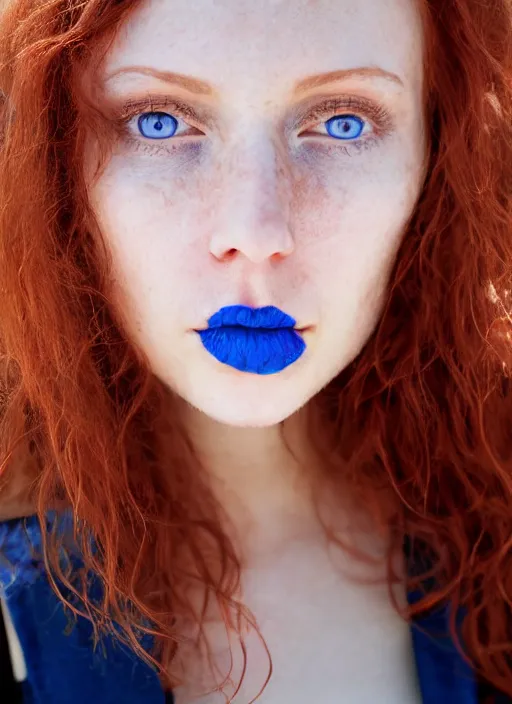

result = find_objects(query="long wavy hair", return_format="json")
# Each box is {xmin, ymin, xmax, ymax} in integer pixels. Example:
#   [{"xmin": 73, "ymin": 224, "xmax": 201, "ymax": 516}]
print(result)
[{"xmin": 1, "ymin": 0, "xmax": 512, "ymax": 699}]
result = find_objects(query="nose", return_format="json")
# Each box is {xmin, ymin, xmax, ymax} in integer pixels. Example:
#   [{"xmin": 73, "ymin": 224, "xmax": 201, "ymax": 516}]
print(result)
[{"xmin": 209, "ymin": 140, "xmax": 295, "ymax": 264}]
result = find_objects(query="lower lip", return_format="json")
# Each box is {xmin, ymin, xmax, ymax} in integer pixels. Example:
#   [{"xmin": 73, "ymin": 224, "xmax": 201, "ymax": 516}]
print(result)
[{"xmin": 197, "ymin": 326, "xmax": 307, "ymax": 375}]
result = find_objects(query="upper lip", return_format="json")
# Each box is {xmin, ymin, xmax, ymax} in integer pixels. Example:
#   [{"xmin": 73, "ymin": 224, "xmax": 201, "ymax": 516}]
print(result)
[{"xmin": 204, "ymin": 305, "xmax": 299, "ymax": 330}]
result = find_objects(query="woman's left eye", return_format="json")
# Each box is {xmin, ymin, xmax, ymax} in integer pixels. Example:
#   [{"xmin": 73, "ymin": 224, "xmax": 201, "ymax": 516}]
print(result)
[{"xmin": 317, "ymin": 114, "xmax": 366, "ymax": 141}]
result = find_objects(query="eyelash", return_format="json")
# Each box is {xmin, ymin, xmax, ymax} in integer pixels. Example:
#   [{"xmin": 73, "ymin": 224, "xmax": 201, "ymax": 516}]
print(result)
[{"xmin": 115, "ymin": 94, "xmax": 394, "ymax": 157}]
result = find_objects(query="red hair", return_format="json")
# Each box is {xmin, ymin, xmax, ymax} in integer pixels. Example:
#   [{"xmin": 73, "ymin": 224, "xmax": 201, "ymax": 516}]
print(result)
[{"xmin": 1, "ymin": 0, "xmax": 512, "ymax": 699}]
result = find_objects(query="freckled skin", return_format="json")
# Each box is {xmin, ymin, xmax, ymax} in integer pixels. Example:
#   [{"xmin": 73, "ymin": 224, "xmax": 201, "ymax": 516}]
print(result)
[{"xmin": 85, "ymin": 0, "xmax": 427, "ymax": 427}]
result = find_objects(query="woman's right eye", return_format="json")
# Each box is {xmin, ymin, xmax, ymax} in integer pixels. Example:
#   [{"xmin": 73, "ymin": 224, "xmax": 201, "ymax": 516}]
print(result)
[
  {"xmin": 118, "ymin": 107, "xmax": 204, "ymax": 153},
  {"xmin": 135, "ymin": 111, "xmax": 190, "ymax": 140}
]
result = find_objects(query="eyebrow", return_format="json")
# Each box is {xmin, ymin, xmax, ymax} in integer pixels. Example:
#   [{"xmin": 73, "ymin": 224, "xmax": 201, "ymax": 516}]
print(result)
[
  {"xmin": 105, "ymin": 66, "xmax": 214, "ymax": 95},
  {"xmin": 104, "ymin": 65, "xmax": 405, "ymax": 96},
  {"xmin": 294, "ymin": 67, "xmax": 404, "ymax": 91}
]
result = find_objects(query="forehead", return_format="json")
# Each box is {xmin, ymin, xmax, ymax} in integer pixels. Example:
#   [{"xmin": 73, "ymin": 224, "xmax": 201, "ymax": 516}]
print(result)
[{"xmin": 101, "ymin": 0, "xmax": 424, "ymax": 99}]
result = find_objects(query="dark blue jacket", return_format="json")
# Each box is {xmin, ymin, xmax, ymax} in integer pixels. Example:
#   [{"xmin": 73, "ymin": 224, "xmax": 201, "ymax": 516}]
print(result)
[{"xmin": 0, "ymin": 513, "xmax": 509, "ymax": 704}]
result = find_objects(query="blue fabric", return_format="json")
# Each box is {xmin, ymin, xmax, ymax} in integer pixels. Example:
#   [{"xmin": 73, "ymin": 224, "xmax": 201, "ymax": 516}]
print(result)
[
  {"xmin": 0, "ymin": 513, "xmax": 491, "ymax": 704},
  {"xmin": 0, "ymin": 514, "xmax": 165, "ymax": 704},
  {"xmin": 407, "ymin": 590, "xmax": 477, "ymax": 704}
]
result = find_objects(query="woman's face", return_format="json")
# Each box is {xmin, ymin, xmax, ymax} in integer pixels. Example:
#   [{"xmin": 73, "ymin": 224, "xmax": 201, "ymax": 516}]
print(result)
[{"xmin": 86, "ymin": 0, "xmax": 426, "ymax": 427}]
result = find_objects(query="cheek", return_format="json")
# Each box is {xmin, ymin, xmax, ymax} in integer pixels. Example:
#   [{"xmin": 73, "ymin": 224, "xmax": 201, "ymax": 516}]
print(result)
[
  {"xmin": 293, "ymin": 147, "xmax": 420, "ymax": 323},
  {"xmin": 295, "ymin": 141, "xmax": 420, "ymax": 244},
  {"xmin": 92, "ymin": 159, "xmax": 189, "ymax": 254},
  {"xmin": 91, "ymin": 158, "xmax": 220, "ymax": 329}
]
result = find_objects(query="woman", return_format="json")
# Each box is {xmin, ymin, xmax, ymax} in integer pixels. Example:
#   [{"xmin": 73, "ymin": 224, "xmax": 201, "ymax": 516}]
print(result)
[{"xmin": 0, "ymin": 0, "xmax": 511, "ymax": 701}]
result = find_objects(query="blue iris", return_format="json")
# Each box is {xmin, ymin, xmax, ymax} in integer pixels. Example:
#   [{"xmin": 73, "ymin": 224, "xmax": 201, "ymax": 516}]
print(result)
[
  {"xmin": 137, "ymin": 112, "xmax": 178, "ymax": 140},
  {"xmin": 325, "ymin": 115, "xmax": 364, "ymax": 140}
]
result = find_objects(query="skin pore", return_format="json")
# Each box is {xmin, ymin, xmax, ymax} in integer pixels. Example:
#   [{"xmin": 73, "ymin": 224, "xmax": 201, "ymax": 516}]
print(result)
[{"xmin": 83, "ymin": 0, "xmax": 427, "ymax": 700}]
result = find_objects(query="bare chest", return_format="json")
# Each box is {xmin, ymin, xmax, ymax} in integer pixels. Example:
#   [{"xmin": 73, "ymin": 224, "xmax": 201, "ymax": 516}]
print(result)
[{"xmin": 172, "ymin": 547, "xmax": 423, "ymax": 704}]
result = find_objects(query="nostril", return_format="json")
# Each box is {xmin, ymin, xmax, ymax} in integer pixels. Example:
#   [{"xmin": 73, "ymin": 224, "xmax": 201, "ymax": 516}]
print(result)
[{"xmin": 218, "ymin": 248, "xmax": 238, "ymax": 262}]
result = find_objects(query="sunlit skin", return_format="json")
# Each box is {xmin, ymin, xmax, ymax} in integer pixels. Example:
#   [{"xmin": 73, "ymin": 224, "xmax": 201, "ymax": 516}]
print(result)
[
  {"xmin": 83, "ymin": 0, "xmax": 427, "ymax": 700},
  {"xmin": 86, "ymin": 0, "xmax": 426, "ymax": 429}
]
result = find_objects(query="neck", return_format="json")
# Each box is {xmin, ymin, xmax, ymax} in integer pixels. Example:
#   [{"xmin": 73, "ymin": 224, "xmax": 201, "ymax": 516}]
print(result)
[
  {"xmin": 175, "ymin": 398, "xmax": 396, "ymax": 582},
  {"xmin": 181, "ymin": 402, "xmax": 324, "ymax": 554}
]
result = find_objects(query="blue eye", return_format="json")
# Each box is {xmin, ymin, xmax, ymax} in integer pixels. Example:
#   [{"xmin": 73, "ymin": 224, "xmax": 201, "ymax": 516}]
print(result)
[
  {"xmin": 137, "ymin": 112, "xmax": 178, "ymax": 140},
  {"xmin": 325, "ymin": 114, "xmax": 364, "ymax": 141}
]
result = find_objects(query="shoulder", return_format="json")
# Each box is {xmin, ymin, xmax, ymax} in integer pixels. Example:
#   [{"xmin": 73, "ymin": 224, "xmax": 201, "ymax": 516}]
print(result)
[
  {"xmin": 0, "ymin": 512, "xmax": 76, "ymax": 594},
  {"xmin": 0, "ymin": 514, "xmax": 44, "ymax": 592}
]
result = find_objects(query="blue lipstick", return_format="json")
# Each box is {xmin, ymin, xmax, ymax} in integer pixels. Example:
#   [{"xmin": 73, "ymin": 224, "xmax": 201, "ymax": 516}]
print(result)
[{"xmin": 197, "ymin": 305, "xmax": 306, "ymax": 375}]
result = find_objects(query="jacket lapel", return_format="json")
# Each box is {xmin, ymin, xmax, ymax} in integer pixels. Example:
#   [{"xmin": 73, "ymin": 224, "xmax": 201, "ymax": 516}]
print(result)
[{"xmin": 405, "ymin": 536, "xmax": 478, "ymax": 703}]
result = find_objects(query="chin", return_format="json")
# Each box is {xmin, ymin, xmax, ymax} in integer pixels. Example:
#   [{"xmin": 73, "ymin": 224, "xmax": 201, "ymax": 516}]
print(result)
[
  {"xmin": 175, "ymin": 367, "xmax": 313, "ymax": 428},
  {"xmin": 198, "ymin": 401, "xmax": 296, "ymax": 428}
]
